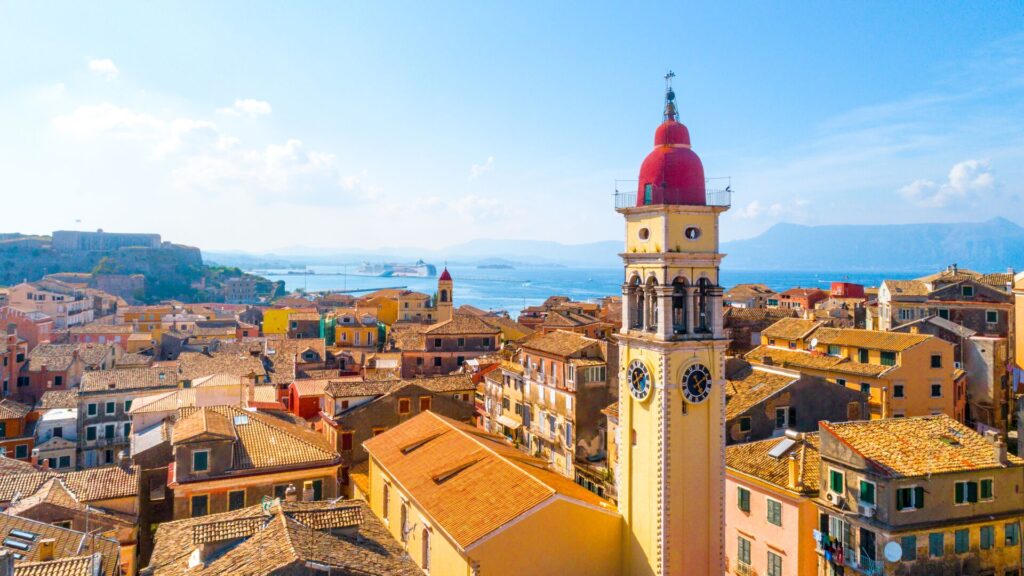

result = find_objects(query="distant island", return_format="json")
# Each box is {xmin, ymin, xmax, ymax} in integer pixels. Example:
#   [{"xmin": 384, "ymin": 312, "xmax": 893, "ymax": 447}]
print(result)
[{"xmin": 478, "ymin": 263, "xmax": 514, "ymax": 269}]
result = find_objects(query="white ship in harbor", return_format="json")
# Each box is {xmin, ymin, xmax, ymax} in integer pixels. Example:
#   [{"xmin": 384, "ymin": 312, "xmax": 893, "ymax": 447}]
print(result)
[{"xmin": 353, "ymin": 259, "xmax": 437, "ymax": 278}]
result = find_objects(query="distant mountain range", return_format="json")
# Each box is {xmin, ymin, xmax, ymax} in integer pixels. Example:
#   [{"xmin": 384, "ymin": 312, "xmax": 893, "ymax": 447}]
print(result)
[{"xmin": 206, "ymin": 218, "xmax": 1024, "ymax": 273}]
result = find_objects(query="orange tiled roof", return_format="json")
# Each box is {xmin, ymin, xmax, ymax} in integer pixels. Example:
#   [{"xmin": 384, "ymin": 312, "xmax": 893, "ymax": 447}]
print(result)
[
  {"xmin": 746, "ymin": 345, "xmax": 891, "ymax": 377},
  {"xmin": 424, "ymin": 314, "xmax": 501, "ymax": 336},
  {"xmin": 760, "ymin": 318, "xmax": 822, "ymax": 341},
  {"xmin": 363, "ymin": 411, "xmax": 617, "ymax": 549},
  {"xmin": 725, "ymin": 367, "xmax": 798, "ymax": 420},
  {"xmin": 810, "ymin": 327, "xmax": 930, "ymax": 352},
  {"xmin": 883, "ymin": 279, "xmax": 929, "ymax": 297},
  {"xmin": 727, "ymin": 433, "xmax": 820, "ymax": 494},
  {"xmin": 822, "ymin": 414, "xmax": 1024, "ymax": 478},
  {"xmin": 521, "ymin": 329, "xmax": 602, "ymax": 358}
]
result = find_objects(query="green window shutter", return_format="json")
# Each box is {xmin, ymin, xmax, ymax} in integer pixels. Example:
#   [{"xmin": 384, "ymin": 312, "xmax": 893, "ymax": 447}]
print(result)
[
  {"xmin": 967, "ymin": 481, "xmax": 978, "ymax": 503},
  {"xmin": 955, "ymin": 482, "xmax": 965, "ymax": 504},
  {"xmin": 860, "ymin": 480, "xmax": 875, "ymax": 505},
  {"xmin": 914, "ymin": 486, "xmax": 925, "ymax": 509},
  {"xmin": 981, "ymin": 479, "xmax": 993, "ymax": 499},
  {"xmin": 955, "ymin": 529, "xmax": 969, "ymax": 554}
]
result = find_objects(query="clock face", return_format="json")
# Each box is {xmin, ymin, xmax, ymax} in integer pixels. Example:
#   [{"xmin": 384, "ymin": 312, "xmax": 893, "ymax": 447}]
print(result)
[
  {"xmin": 682, "ymin": 363, "xmax": 712, "ymax": 403},
  {"xmin": 628, "ymin": 360, "xmax": 652, "ymax": 402}
]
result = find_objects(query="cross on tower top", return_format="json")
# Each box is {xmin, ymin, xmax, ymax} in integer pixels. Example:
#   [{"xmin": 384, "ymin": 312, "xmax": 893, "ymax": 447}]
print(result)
[{"xmin": 663, "ymin": 70, "xmax": 678, "ymax": 121}]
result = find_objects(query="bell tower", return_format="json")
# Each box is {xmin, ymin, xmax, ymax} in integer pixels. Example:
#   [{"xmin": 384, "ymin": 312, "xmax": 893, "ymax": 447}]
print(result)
[
  {"xmin": 617, "ymin": 73, "xmax": 730, "ymax": 576},
  {"xmin": 437, "ymin": 267, "xmax": 453, "ymax": 322}
]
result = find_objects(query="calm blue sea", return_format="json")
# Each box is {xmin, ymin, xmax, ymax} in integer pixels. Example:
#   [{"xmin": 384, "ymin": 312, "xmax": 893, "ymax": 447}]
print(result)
[{"xmin": 256, "ymin": 265, "xmax": 924, "ymax": 317}]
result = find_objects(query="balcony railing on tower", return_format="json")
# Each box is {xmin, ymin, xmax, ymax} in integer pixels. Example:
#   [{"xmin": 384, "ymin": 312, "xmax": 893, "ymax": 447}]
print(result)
[{"xmin": 613, "ymin": 178, "xmax": 732, "ymax": 209}]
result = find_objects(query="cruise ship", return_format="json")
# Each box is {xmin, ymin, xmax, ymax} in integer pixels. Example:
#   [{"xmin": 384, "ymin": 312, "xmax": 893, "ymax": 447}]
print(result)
[{"xmin": 353, "ymin": 260, "xmax": 437, "ymax": 278}]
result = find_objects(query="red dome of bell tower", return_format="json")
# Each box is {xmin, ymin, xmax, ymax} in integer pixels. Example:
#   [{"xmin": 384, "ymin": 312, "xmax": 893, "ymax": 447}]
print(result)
[{"xmin": 636, "ymin": 76, "xmax": 706, "ymax": 206}]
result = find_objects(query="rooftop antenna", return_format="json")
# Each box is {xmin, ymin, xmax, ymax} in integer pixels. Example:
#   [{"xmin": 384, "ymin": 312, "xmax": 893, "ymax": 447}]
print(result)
[{"xmin": 663, "ymin": 70, "xmax": 678, "ymax": 122}]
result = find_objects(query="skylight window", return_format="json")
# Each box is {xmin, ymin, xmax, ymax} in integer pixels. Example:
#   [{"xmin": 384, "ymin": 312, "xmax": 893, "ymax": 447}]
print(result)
[
  {"xmin": 233, "ymin": 415, "xmax": 250, "ymax": 426},
  {"xmin": 3, "ymin": 538, "xmax": 31, "ymax": 551},
  {"xmin": 9, "ymin": 529, "xmax": 37, "ymax": 541}
]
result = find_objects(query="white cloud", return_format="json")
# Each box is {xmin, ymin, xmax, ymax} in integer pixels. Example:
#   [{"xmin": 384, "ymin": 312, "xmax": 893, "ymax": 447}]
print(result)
[
  {"xmin": 736, "ymin": 200, "xmax": 764, "ymax": 220},
  {"xmin": 217, "ymin": 99, "xmax": 272, "ymax": 117},
  {"xmin": 899, "ymin": 159, "xmax": 996, "ymax": 208},
  {"xmin": 468, "ymin": 156, "xmax": 494, "ymax": 180},
  {"xmin": 88, "ymin": 58, "xmax": 119, "ymax": 80},
  {"xmin": 52, "ymin": 103, "xmax": 164, "ymax": 139}
]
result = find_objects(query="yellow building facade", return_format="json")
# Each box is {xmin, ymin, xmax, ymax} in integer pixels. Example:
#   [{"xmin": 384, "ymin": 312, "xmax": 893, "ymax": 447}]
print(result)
[
  {"xmin": 262, "ymin": 307, "xmax": 303, "ymax": 335},
  {"xmin": 616, "ymin": 82, "xmax": 729, "ymax": 576}
]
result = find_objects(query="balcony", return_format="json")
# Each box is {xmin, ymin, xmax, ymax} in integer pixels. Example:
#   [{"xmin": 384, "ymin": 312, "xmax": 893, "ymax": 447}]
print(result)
[
  {"xmin": 734, "ymin": 563, "xmax": 756, "ymax": 576},
  {"xmin": 613, "ymin": 179, "xmax": 732, "ymax": 210}
]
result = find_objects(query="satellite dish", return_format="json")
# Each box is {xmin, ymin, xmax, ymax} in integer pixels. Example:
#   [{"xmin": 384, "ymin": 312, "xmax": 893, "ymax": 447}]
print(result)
[
  {"xmin": 884, "ymin": 541, "xmax": 903, "ymax": 563},
  {"xmin": 810, "ymin": 337, "xmax": 819, "ymax": 349}
]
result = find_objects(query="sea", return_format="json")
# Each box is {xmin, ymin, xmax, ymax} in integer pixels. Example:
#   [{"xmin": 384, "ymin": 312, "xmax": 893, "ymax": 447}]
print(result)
[{"xmin": 253, "ymin": 265, "xmax": 926, "ymax": 317}]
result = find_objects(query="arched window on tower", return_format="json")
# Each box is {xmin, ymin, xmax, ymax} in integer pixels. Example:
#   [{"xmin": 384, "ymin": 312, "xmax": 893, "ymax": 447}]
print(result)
[
  {"xmin": 697, "ymin": 277, "xmax": 713, "ymax": 333},
  {"xmin": 646, "ymin": 277, "xmax": 659, "ymax": 332},
  {"xmin": 440, "ymin": 289, "xmax": 449, "ymax": 303},
  {"xmin": 672, "ymin": 279, "xmax": 688, "ymax": 334},
  {"xmin": 631, "ymin": 277, "xmax": 644, "ymax": 330},
  {"xmin": 644, "ymin": 183, "xmax": 653, "ymax": 205}
]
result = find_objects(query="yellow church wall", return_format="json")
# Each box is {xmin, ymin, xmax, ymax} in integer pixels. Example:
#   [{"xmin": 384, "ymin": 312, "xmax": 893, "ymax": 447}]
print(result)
[
  {"xmin": 469, "ymin": 498, "xmax": 622, "ymax": 576},
  {"xmin": 624, "ymin": 208, "xmax": 722, "ymax": 256}
]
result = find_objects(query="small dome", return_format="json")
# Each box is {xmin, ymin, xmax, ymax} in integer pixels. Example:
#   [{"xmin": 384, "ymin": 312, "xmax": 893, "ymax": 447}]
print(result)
[
  {"xmin": 439, "ymin": 268, "xmax": 452, "ymax": 282},
  {"xmin": 636, "ymin": 88, "xmax": 705, "ymax": 206}
]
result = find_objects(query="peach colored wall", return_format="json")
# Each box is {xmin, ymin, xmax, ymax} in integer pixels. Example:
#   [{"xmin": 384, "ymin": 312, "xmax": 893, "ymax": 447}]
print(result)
[{"xmin": 725, "ymin": 473, "xmax": 818, "ymax": 576}]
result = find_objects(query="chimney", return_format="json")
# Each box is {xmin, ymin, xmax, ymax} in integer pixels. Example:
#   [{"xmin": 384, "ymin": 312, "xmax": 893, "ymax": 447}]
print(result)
[
  {"xmin": 117, "ymin": 450, "xmax": 130, "ymax": 468},
  {"xmin": 909, "ymin": 326, "xmax": 920, "ymax": 334},
  {"xmin": 787, "ymin": 453, "xmax": 801, "ymax": 491},
  {"xmin": 30, "ymin": 449, "xmax": 39, "ymax": 466},
  {"xmin": 37, "ymin": 538, "xmax": 55, "ymax": 562},
  {"xmin": 284, "ymin": 484, "xmax": 298, "ymax": 502},
  {"xmin": 993, "ymin": 437, "xmax": 1009, "ymax": 466}
]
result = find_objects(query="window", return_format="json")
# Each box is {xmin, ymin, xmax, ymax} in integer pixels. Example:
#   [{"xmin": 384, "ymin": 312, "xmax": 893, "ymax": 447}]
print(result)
[
  {"xmin": 372, "ymin": 427, "xmax": 387, "ymax": 436},
  {"xmin": 982, "ymin": 525, "xmax": 995, "ymax": 549},
  {"xmin": 788, "ymin": 341, "xmax": 796, "ymax": 349},
  {"xmin": 737, "ymin": 486, "xmax": 750, "ymax": 512},
  {"xmin": 482, "ymin": 338, "xmax": 492, "ymax": 348},
  {"xmin": 58, "ymin": 456, "xmax": 70, "ymax": 468},
  {"xmin": 859, "ymin": 479, "xmax": 876, "ymax": 505},
  {"xmin": 737, "ymin": 535, "xmax": 751, "ymax": 566},
  {"xmin": 739, "ymin": 417, "xmax": 751, "ymax": 432},
  {"xmin": 105, "ymin": 401, "xmax": 116, "ymax": 415},
  {"xmin": 938, "ymin": 308, "xmax": 950, "ymax": 319},
  {"xmin": 962, "ymin": 285, "xmax": 974, "ymax": 297},
  {"xmin": 15, "ymin": 445, "xmax": 27, "ymax": 459},
  {"xmin": 457, "ymin": 338, "xmax": 465, "ymax": 348},
  {"xmin": 86, "ymin": 426, "xmax": 96, "ymax": 441},
  {"xmin": 956, "ymin": 480, "xmax": 980, "ymax": 504},
  {"xmin": 398, "ymin": 398, "xmax": 411, "ymax": 415},
  {"xmin": 987, "ymin": 310, "xmax": 998, "ymax": 324},
  {"xmin": 894, "ymin": 384, "xmax": 905, "ymax": 398},
  {"xmin": 931, "ymin": 384, "xmax": 942, "ymax": 398},
  {"xmin": 880, "ymin": 351, "xmax": 896, "ymax": 366},
  {"xmin": 0, "ymin": 422, "xmax": 5, "ymax": 437},
  {"xmin": 274, "ymin": 485, "xmax": 289, "ymax": 500},
  {"xmin": 123, "ymin": 422, "xmax": 131, "ymax": 438},
  {"xmin": 104, "ymin": 424, "xmax": 115, "ymax": 439},
  {"xmin": 766, "ymin": 498, "xmax": 782, "ymax": 526},
  {"xmin": 53, "ymin": 376, "xmax": 62, "ymax": 387},
  {"xmin": 305, "ymin": 479, "xmax": 323, "ymax": 501},
  {"xmin": 341, "ymin": 431, "xmax": 353, "ymax": 451},
  {"xmin": 774, "ymin": 407, "xmax": 789, "ymax": 429},
  {"xmin": 860, "ymin": 383, "xmax": 871, "ymax": 395},
  {"xmin": 955, "ymin": 529, "xmax": 969, "ymax": 554},
  {"xmin": 400, "ymin": 503, "xmax": 409, "ymax": 542},
  {"xmin": 190, "ymin": 495, "xmax": 209, "ymax": 517},
  {"xmin": 901, "ymin": 535, "xmax": 917, "ymax": 561},
  {"xmin": 858, "ymin": 348, "xmax": 869, "ymax": 363},
  {"xmin": 433, "ymin": 357, "xmax": 442, "ymax": 367},
  {"xmin": 228, "ymin": 490, "xmax": 245, "ymax": 511},
  {"xmin": 1006, "ymin": 523, "xmax": 1019, "ymax": 546},
  {"xmin": 420, "ymin": 396, "xmax": 431, "ymax": 411},
  {"xmin": 981, "ymin": 478, "xmax": 994, "ymax": 500},
  {"xmin": 433, "ymin": 338, "xmax": 441, "ymax": 348},
  {"xmin": 828, "ymin": 344, "xmax": 841, "ymax": 356},
  {"xmin": 124, "ymin": 399, "xmax": 133, "ymax": 412},
  {"xmin": 897, "ymin": 486, "xmax": 925, "ymax": 510},
  {"xmin": 192, "ymin": 450, "xmax": 209, "ymax": 473},
  {"xmin": 929, "ymin": 532, "xmax": 943, "ymax": 557},
  {"xmin": 766, "ymin": 550, "xmax": 782, "ymax": 576},
  {"xmin": 836, "ymin": 378, "xmax": 846, "ymax": 387},
  {"xmin": 87, "ymin": 403, "xmax": 97, "ymax": 417},
  {"xmin": 417, "ymin": 528, "xmax": 432, "ymax": 574},
  {"xmin": 930, "ymin": 354, "xmax": 942, "ymax": 369},
  {"xmin": 829, "ymin": 469, "xmax": 844, "ymax": 495}
]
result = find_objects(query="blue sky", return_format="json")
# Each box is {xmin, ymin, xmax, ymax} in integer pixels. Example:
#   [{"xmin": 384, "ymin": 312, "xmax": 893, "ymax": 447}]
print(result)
[{"xmin": 1, "ymin": 2, "xmax": 1022, "ymax": 252}]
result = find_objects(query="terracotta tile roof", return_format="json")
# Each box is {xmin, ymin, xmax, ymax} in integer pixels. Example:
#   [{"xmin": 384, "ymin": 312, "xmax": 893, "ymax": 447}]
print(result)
[
  {"xmin": 746, "ymin": 346, "xmax": 891, "ymax": 377},
  {"xmin": 80, "ymin": 366, "xmax": 177, "ymax": 393},
  {"xmin": 479, "ymin": 315, "xmax": 534, "ymax": 339},
  {"xmin": 725, "ymin": 283, "xmax": 777, "ymax": 299},
  {"xmin": 172, "ymin": 409, "xmax": 235, "ymax": 443},
  {"xmin": 363, "ymin": 411, "xmax": 617, "ymax": 549},
  {"xmin": 424, "ymin": 314, "xmax": 500, "ymax": 336},
  {"xmin": 822, "ymin": 414, "xmax": 1024, "ymax": 478},
  {"xmin": 25, "ymin": 345, "xmax": 78, "ymax": 372},
  {"xmin": 980, "ymin": 272, "xmax": 1013, "ymax": 287},
  {"xmin": 129, "ymin": 386, "xmax": 281, "ymax": 415},
  {"xmin": 725, "ymin": 368, "xmax": 798, "ymax": 420},
  {"xmin": 171, "ymin": 406, "xmax": 337, "ymax": 475},
  {"xmin": 0, "ymin": 399, "xmax": 31, "ymax": 420},
  {"xmin": 723, "ymin": 307, "xmax": 796, "ymax": 323},
  {"xmin": 883, "ymin": 279, "xmax": 929, "ymax": 297},
  {"xmin": 601, "ymin": 402, "xmax": 619, "ymax": 420},
  {"xmin": 0, "ymin": 513, "xmax": 121, "ymax": 575},
  {"xmin": 147, "ymin": 500, "xmax": 419, "ymax": 575},
  {"xmin": 761, "ymin": 318, "xmax": 822, "ymax": 341},
  {"xmin": 0, "ymin": 456, "xmax": 42, "ymax": 476},
  {"xmin": 115, "ymin": 352, "xmax": 153, "ymax": 367},
  {"xmin": 61, "ymin": 465, "xmax": 139, "ymax": 502},
  {"xmin": 780, "ymin": 287, "xmax": 827, "ymax": 297},
  {"xmin": 324, "ymin": 379, "xmax": 398, "ymax": 398},
  {"xmin": 521, "ymin": 329, "xmax": 602, "ymax": 358},
  {"xmin": 176, "ymin": 352, "xmax": 267, "ymax": 382},
  {"xmin": 291, "ymin": 379, "xmax": 328, "ymax": 397},
  {"xmin": 323, "ymin": 374, "xmax": 475, "ymax": 401},
  {"xmin": 6, "ymin": 478, "xmax": 134, "ymax": 530},
  {"xmin": 726, "ymin": 433, "xmax": 820, "ymax": 494},
  {"xmin": 810, "ymin": 327, "xmax": 930, "ymax": 351}
]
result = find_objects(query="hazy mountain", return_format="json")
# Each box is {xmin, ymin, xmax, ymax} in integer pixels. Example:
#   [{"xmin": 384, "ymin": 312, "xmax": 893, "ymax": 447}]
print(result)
[
  {"xmin": 721, "ymin": 217, "xmax": 1024, "ymax": 272},
  {"xmin": 206, "ymin": 218, "xmax": 1024, "ymax": 273}
]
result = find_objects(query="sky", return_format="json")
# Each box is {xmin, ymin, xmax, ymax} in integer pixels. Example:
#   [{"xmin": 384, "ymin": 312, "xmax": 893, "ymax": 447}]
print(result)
[{"xmin": 1, "ymin": 2, "xmax": 1023, "ymax": 252}]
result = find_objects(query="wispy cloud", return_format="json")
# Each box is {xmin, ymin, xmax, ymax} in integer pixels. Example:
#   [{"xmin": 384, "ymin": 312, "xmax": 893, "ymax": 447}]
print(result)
[
  {"xmin": 468, "ymin": 156, "xmax": 494, "ymax": 180},
  {"xmin": 88, "ymin": 58, "xmax": 119, "ymax": 80},
  {"xmin": 216, "ymin": 99, "xmax": 272, "ymax": 117}
]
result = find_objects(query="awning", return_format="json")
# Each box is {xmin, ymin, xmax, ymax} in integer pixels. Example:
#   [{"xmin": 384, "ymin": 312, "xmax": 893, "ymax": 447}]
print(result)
[{"xmin": 496, "ymin": 414, "xmax": 522, "ymax": 430}]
